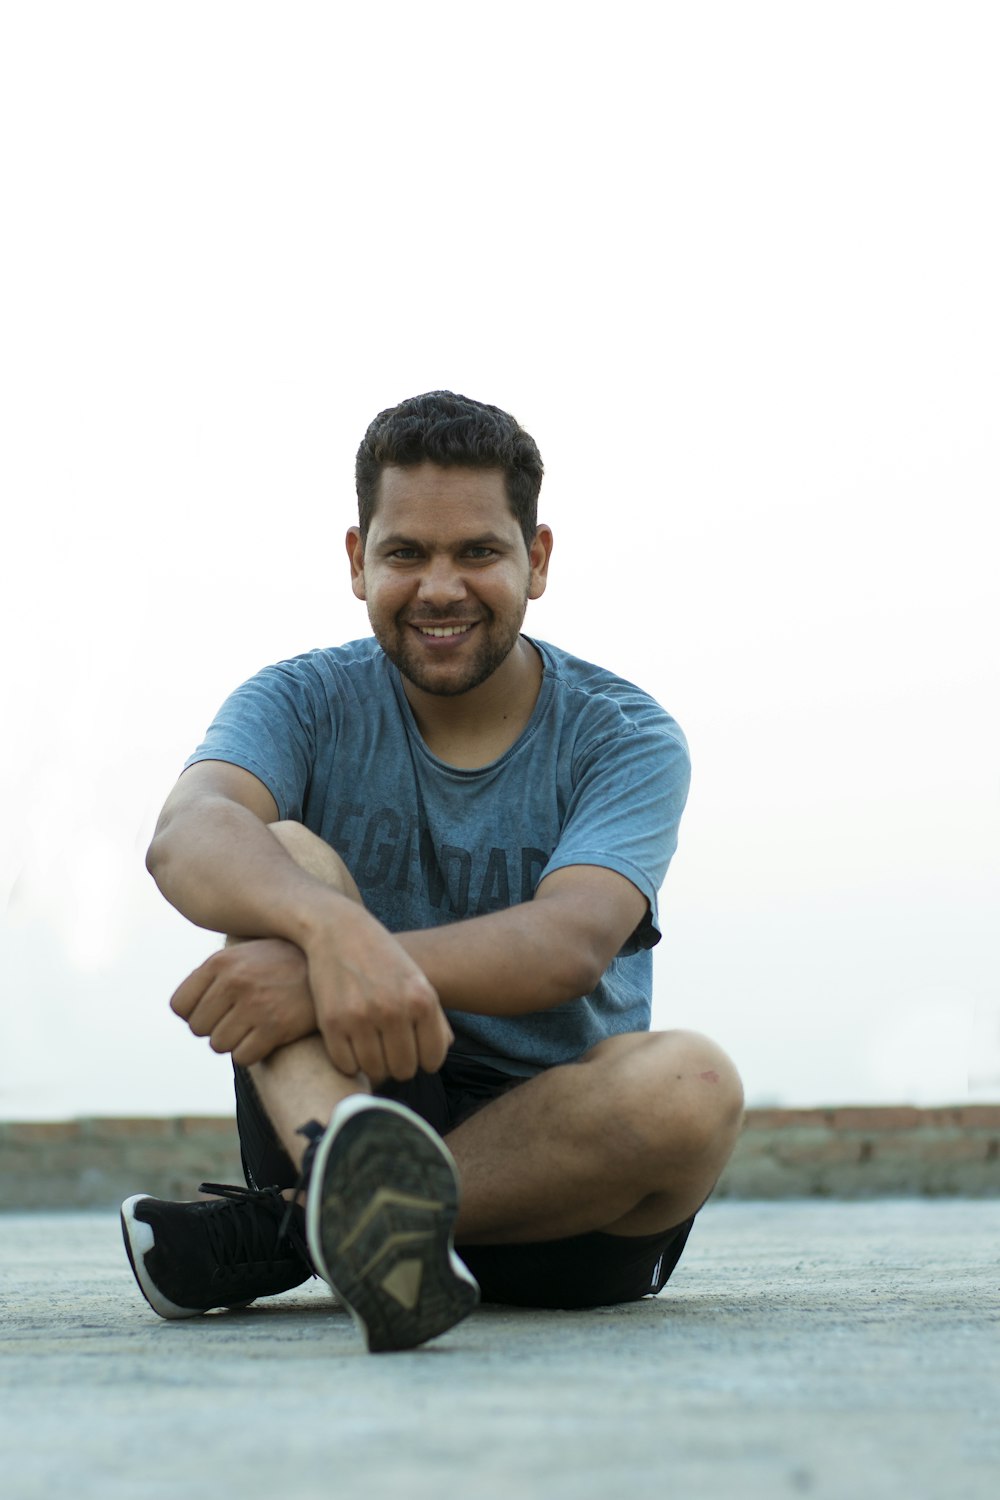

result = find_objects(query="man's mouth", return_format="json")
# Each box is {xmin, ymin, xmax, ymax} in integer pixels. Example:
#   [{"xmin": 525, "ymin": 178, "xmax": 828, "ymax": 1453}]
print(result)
[{"xmin": 410, "ymin": 623, "xmax": 476, "ymax": 638}]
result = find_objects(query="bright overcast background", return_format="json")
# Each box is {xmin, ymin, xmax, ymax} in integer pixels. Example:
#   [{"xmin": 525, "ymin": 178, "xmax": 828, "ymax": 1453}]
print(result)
[{"xmin": 3, "ymin": 2, "xmax": 997, "ymax": 1119}]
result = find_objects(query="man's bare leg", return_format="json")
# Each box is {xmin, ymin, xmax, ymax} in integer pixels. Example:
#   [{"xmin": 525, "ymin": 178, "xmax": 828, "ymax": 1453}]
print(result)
[
  {"xmin": 262, "ymin": 822, "xmax": 743, "ymax": 1243},
  {"xmin": 449, "ymin": 1031, "xmax": 744, "ymax": 1244},
  {"xmin": 240, "ymin": 821, "xmax": 370, "ymax": 1165},
  {"xmin": 241, "ymin": 823, "xmax": 478, "ymax": 1354}
]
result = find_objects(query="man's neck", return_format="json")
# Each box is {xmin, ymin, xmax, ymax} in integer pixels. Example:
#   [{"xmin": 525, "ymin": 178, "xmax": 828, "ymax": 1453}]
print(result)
[{"xmin": 401, "ymin": 637, "xmax": 544, "ymax": 768}]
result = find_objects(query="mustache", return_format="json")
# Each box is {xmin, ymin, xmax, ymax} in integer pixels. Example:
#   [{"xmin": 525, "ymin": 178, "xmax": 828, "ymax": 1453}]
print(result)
[{"xmin": 402, "ymin": 612, "xmax": 485, "ymax": 625}]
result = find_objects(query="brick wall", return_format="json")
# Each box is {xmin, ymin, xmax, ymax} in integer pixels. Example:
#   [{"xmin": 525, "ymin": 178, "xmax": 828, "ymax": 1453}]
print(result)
[
  {"xmin": 0, "ymin": 1117, "xmax": 244, "ymax": 1210},
  {"xmin": 718, "ymin": 1105, "xmax": 1000, "ymax": 1198},
  {"xmin": 1, "ymin": 1106, "xmax": 998, "ymax": 1209}
]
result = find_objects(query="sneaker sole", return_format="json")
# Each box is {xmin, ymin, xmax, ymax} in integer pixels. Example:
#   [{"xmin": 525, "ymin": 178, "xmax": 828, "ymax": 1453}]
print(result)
[
  {"xmin": 120, "ymin": 1195, "xmax": 254, "ymax": 1320},
  {"xmin": 306, "ymin": 1095, "xmax": 479, "ymax": 1353},
  {"xmin": 121, "ymin": 1195, "xmax": 204, "ymax": 1319}
]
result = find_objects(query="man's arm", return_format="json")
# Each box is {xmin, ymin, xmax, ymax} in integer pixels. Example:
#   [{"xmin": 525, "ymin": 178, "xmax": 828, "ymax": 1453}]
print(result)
[
  {"xmin": 174, "ymin": 862, "xmax": 647, "ymax": 1066},
  {"xmin": 396, "ymin": 864, "xmax": 649, "ymax": 1016},
  {"xmin": 153, "ymin": 766, "xmax": 650, "ymax": 1066},
  {"xmin": 148, "ymin": 761, "xmax": 452, "ymax": 1082},
  {"xmin": 168, "ymin": 857, "xmax": 644, "ymax": 1068},
  {"xmin": 148, "ymin": 760, "xmax": 314, "ymax": 939}
]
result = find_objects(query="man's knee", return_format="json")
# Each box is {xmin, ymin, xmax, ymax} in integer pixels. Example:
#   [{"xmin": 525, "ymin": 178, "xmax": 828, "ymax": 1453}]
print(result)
[
  {"xmin": 268, "ymin": 820, "xmax": 361, "ymax": 901},
  {"xmin": 584, "ymin": 1029, "xmax": 745, "ymax": 1161}
]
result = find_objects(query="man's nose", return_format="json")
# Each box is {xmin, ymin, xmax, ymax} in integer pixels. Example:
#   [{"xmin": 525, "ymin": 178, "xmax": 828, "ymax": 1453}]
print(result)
[{"xmin": 417, "ymin": 557, "xmax": 467, "ymax": 608}]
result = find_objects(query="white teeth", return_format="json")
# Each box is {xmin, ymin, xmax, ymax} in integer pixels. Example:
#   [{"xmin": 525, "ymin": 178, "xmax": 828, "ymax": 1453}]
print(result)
[{"xmin": 417, "ymin": 625, "xmax": 471, "ymax": 637}]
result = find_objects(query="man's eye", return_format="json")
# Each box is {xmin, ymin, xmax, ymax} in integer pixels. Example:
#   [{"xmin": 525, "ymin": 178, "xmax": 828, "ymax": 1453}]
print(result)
[
  {"xmin": 390, "ymin": 548, "xmax": 420, "ymax": 560},
  {"xmin": 465, "ymin": 547, "xmax": 496, "ymax": 560}
]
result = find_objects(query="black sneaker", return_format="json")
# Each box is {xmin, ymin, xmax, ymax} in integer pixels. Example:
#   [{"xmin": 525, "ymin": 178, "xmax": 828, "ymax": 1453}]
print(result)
[
  {"xmin": 121, "ymin": 1182, "xmax": 313, "ymax": 1319},
  {"xmin": 305, "ymin": 1095, "xmax": 480, "ymax": 1353}
]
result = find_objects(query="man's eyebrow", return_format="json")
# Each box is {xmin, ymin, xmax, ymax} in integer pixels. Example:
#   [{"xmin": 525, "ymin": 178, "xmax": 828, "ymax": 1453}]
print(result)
[
  {"xmin": 374, "ymin": 532, "xmax": 509, "ymax": 549},
  {"xmin": 373, "ymin": 533, "xmax": 419, "ymax": 549}
]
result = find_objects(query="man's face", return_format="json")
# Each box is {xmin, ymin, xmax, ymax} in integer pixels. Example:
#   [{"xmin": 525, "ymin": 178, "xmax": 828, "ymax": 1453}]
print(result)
[{"xmin": 347, "ymin": 463, "xmax": 550, "ymax": 698}]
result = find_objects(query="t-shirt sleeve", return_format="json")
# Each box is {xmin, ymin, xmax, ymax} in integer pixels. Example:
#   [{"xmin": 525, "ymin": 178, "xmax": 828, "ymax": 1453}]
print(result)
[
  {"xmin": 183, "ymin": 661, "xmax": 324, "ymax": 822},
  {"xmin": 539, "ymin": 721, "xmax": 690, "ymax": 953}
]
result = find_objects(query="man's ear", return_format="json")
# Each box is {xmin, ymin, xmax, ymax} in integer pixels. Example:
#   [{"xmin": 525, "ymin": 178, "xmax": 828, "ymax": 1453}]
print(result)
[
  {"xmin": 346, "ymin": 527, "xmax": 366, "ymax": 600},
  {"xmin": 527, "ymin": 524, "xmax": 553, "ymax": 601}
]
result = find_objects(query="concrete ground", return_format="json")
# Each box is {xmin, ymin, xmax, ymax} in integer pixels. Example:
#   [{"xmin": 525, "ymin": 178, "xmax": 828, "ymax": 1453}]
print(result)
[{"xmin": 1, "ymin": 1200, "xmax": 997, "ymax": 1500}]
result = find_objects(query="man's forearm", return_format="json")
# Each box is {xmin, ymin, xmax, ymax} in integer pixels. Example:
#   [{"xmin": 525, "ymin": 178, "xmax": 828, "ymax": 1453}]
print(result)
[
  {"xmin": 397, "ymin": 900, "xmax": 602, "ymax": 1017},
  {"xmin": 147, "ymin": 798, "xmax": 347, "ymax": 944}
]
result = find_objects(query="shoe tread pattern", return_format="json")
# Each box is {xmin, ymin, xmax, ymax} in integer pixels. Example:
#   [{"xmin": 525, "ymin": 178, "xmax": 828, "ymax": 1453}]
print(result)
[{"xmin": 313, "ymin": 1105, "xmax": 479, "ymax": 1353}]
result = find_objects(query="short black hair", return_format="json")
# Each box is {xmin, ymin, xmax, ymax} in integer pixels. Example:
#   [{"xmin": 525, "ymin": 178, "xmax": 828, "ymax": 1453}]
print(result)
[{"xmin": 355, "ymin": 390, "xmax": 544, "ymax": 552}]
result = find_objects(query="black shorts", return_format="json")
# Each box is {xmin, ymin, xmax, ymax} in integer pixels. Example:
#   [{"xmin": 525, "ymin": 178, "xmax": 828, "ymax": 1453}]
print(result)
[{"xmin": 233, "ymin": 1051, "xmax": 695, "ymax": 1310}]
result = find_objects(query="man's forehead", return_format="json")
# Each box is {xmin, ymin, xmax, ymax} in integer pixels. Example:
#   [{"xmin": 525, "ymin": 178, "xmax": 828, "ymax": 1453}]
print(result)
[
  {"xmin": 369, "ymin": 463, "xmax": 519, "ymax": 535},
  {"xmin": 375, "ymin": 461, "xmax": 507, "ymax": 501}
]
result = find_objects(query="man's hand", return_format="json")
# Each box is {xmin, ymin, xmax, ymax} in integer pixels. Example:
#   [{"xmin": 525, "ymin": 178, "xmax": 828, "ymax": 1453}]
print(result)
[
  {"xmin": 302, "ymin": 904, "xmax": 453, "ymax": 1085},
  {"xmin": 170, "ymin": 939, "xmax": 317, "ymax": 1067},
  {"xmin": 171, "ymin": 909, "xmax": 454, "ymax": 1084}
]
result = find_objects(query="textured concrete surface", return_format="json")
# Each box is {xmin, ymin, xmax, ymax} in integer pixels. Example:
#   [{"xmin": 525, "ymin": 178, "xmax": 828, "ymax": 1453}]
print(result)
[
  {"xmin": 3, "ymin": 1105, "xmax": 999, "ymax": 1208},
  {"xmin": 2, "ymin": 1200, "xmax": 998, "ymax": 1499}
]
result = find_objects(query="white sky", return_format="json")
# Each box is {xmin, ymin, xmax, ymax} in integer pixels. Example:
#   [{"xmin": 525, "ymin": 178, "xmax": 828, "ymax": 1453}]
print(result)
[{"xmin": 2, "ymin": 2, "xmax": 998, "ymax": 1118}]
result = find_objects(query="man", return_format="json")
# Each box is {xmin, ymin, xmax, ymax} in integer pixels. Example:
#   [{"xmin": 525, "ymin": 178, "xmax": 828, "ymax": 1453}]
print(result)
[{"xmin": 121, "ymin": 391, "xmax": 743, "ymax": 1353}]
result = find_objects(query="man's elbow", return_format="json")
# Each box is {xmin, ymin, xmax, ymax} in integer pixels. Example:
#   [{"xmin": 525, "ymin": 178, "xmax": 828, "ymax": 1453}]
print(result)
[
  {"xmin": 553, "ymin": 946, "xmax": 607, "ymax": 1005},
  {"xmin": 146, "ymin": 793, "xmax": 195, "ymax": 885},
  {"xmin": 145, "ymin": 817, "xmax": 177, "ymax": 887},
  {"xmin": 145, "ymin": 831, "xmax": 166, "ymax": 883}
]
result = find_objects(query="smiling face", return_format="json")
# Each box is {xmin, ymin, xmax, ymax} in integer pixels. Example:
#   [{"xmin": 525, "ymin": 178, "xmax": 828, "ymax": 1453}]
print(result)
[{"xmin": 347, "ymin": 463, "xmax": 551, "ymax": 699}]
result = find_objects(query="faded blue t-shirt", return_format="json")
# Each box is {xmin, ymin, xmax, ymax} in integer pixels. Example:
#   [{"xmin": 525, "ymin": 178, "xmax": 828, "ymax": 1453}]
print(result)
[{"xmin": 185, "ymin": 636, "xmax": 690, "ymax": 1074}]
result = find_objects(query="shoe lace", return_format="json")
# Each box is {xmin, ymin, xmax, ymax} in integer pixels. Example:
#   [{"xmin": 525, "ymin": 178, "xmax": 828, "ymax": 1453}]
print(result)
[
  {"xmin": 275, "ymin": 1118, "xmax": 326, "ymax": 1244},
  {"xmin": 195, "ymin": 1182, "xmax": 313, "ymax": 1279}
]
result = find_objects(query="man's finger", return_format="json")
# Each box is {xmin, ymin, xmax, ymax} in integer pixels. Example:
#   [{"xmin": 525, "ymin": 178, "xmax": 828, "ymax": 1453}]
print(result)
[
  {"xmin": 351, "ymin": 1028, "xmax": 391, "ymax": 1089},
  {"xmin": 231, "ymin": 1029, "xmax": 268, "ymax": 1069},
  {"xmin": 380, "ymin": 1022, "xmax": 419, "ymax": 1083},
  {"xmin": 321, "ymin": 1023, "xmax": 364, "ymax": 1081},
  {"xmin": 206, "ymin": 1009, "xmax": 252, "ymax": 1057},
  {"xmin": 184, "ymin": 981, "xmax": 237, "ymax": 1039},
  {"xmin": 413, "ymin": 1005, "xmax": 452, "ymax": 1074},
  {"xmin": 169, "ymin": 957, "xmax": 217, "ymax": 1020}
]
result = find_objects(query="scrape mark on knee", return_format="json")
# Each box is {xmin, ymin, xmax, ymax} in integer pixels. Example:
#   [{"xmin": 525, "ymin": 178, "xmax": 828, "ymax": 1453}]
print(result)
[{"xmin": 699, "ymin": 1069, "xmax": 720, "ymax": 1083}]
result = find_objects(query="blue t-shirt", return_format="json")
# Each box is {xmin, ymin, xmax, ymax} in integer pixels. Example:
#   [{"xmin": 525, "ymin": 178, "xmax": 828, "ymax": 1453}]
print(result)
[{"xmin": 185, "ymin": 636, "xmax": 690, "ymax": 1074}]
